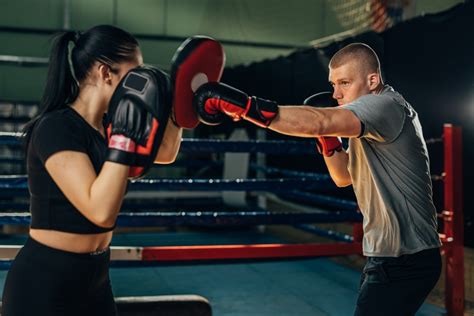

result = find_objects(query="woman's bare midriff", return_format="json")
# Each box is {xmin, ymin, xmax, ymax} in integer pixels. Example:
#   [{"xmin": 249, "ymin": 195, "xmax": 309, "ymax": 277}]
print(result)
[{"xmin": 29, "ymin": 229, "xmax": 113, "ymax": 253}]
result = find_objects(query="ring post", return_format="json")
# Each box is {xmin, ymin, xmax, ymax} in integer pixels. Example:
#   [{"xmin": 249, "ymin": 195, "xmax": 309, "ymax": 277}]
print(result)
[{"xmin": 443, "ymin": 124, "xmax": 464, "ymax": 316}]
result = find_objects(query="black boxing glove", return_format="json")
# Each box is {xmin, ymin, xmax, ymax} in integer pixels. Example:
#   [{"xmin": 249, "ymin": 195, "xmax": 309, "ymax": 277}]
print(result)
[
  {"xmin": 193, "ymin": 82, "xmax": 278, "ymax": 128},
  {"xmin": 106, "ymin": 65, "xmax": 171, "ymax": 179}
]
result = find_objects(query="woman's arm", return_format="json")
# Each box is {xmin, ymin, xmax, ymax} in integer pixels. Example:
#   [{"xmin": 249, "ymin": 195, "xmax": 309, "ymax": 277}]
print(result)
[
  {"xmin": 45, "ymin": 152, "xmax": 129, "ymax": 228},
  {"xmin": 154, "ymin": 118, "xmax": 183, "ymax": 164}
]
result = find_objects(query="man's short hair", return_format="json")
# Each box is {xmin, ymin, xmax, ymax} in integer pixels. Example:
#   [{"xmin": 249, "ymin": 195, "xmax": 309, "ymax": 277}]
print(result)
[{"xmin": 329, "ymin": 43, "xmax": 381, "ymax": 75}]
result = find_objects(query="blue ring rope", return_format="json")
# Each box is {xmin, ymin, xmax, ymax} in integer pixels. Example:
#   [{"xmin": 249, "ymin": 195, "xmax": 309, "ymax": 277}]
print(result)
[
  {"xmin": 0, "ymin": 133, "xmax": 316, "ymax": 154},
  {"xmin": 0, "ymin": 176, "xmax": 336, "ymax": 192},
  {"xmin": 294, "ymin": 224, "xmax": 355, "ymax": 242},
  {"xmin": 0, "ymin": 210, "xmax": 362, "ymax": 226}
]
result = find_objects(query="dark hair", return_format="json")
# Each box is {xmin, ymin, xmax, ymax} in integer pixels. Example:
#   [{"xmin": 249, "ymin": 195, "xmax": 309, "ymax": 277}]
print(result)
[{"xmin": 22, "ymin": 25, "xmax": 139, "ymax": 148}]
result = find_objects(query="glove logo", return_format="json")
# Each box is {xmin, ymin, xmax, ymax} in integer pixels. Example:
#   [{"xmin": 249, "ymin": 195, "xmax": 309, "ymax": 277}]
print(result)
[
  {"xmin": 109, "ymin": 134, "xmax": 136, "ymax": 152},
  {"xmin": 123, "ymin": 72, "xmax": 149, "ymax": 93}
]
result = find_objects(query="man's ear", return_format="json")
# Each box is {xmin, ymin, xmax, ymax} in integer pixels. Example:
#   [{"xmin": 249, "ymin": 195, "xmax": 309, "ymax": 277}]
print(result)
[
  {"xmin": 367, "ymin": 73, "xmax": 380, "ymax": 91},
  {"xmin": 98, "ymin": 64, "xmax": 113, "ymax": 84}
]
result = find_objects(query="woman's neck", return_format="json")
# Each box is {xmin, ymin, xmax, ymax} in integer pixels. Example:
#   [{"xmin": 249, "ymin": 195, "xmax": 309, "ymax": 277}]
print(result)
[{"xmin": 70, "ymin": 87, "xmax": 107, "ymax": 133}]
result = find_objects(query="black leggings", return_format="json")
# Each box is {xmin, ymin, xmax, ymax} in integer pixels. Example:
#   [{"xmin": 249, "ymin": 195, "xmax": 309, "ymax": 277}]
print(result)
[
  {"xmin": 354, "ymin": 247, "xmax": 442, "ymax": 316},
  {"xmin": 2, "ymin": 237, "xmax": 117, "ymax": 316}
]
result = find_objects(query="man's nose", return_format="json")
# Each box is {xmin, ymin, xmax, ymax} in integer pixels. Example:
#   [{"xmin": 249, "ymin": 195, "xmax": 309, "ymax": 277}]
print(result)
[{"xmin": 332, "ymin": 87, "xmax": 341, "ymax": 100}]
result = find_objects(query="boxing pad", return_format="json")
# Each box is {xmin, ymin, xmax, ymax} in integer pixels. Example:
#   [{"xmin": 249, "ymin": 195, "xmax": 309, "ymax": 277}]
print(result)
[
  {"xmin": 171, "ymin": 36, "xmax": 225, "ymax": 129},
  {"xmin": 106, "ymin": 65, "xmax": 171, "ymax": 179}
]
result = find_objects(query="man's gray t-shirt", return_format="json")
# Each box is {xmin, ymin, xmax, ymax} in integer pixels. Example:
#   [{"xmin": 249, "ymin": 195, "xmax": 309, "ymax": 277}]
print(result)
[{"xmin": 342, "ymin": 85, "xmax": 441, "ymax": 257}]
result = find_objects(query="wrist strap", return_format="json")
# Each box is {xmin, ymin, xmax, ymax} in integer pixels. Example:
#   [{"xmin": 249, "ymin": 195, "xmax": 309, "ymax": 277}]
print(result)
[{"xmin": 109, "ymin": 134, "xmax": 136, "ymax": 152}]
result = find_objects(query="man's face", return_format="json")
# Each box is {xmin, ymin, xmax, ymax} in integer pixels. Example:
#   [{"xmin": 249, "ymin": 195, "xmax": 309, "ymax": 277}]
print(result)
[{"xmin": 328, "ymin": 61, "xmax": 373, "ymax": 105}]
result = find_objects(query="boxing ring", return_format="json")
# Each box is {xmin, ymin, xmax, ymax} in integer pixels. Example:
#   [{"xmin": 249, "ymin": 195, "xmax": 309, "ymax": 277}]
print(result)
[{"xmin": 0, "ymin": 124, "xmax": 464, "ymax": 315}]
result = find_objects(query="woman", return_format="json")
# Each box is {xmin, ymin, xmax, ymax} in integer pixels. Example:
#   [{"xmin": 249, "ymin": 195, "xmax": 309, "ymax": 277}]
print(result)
[{"xmin": 2, "ymin": 25, "xmax": 182, "ymax": 316}]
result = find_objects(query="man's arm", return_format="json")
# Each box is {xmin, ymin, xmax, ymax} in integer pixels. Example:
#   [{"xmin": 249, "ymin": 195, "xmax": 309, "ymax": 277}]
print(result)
[
  {"xmin": 269, "ymin": 106, "xmax": 361, "ymax": 138},
  {"xmin": 323, "ymin": 150, "xmax": 352, "ymax": 187},
  {"xmin": 193, "ymin": 83, "xmax": 362, "ymax": 186},
  {"xmin": 270, "ymin": 106, "xmax": 356, "ymax": 187}
]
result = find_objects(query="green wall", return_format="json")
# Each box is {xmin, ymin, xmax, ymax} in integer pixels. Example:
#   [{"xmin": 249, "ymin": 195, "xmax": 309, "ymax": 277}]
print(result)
[{"xmin": 0, "ymin": 0, "xmax": 464, "ymax": 101}]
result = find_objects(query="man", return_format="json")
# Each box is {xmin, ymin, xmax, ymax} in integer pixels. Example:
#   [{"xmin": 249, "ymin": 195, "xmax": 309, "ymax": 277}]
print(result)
[{"xmin": 194, "ymin": 43, "xmax": 442, "ymax": 316}]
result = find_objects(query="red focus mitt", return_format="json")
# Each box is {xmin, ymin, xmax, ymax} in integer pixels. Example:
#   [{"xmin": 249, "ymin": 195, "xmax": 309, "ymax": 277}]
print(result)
[{"xmin": 171, "ymin": 36, "xmax": 225, "ymax": 129}]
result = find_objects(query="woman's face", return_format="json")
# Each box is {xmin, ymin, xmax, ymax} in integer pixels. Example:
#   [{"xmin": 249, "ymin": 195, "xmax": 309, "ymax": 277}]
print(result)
[
  {"xmin": 109, "ymin": 50, "xmax": 144, "ymax": 90},
  {"xmin": 102, "ymin": 50, "xmax": 143, "ymax": 107}
]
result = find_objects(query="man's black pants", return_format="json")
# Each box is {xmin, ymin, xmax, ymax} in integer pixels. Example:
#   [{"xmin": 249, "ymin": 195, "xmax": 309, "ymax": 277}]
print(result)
[{"xmin": 354, "ymin": 247, "xmax": 441, "ymax": 316}]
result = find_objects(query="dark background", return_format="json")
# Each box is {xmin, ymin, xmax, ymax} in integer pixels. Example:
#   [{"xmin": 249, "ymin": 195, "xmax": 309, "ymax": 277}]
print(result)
[{"xmin": 217, "ymin": 2, "xmax": 474, "ymax": 246}]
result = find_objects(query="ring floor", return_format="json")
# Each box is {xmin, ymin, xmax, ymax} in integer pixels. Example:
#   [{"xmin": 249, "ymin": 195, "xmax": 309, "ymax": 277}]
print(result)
[{"xmin": 0, "ymin": 230, "xmax": 444, "ymax": 316}]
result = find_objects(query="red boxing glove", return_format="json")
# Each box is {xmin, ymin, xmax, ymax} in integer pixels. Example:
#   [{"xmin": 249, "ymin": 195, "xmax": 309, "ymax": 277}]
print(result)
[
  {"xmin": 303, "ymin": 92, "xmax": 343, "ymax": 157},
  {"xmin": 193, "ymin": 82, "xmax": 278, "ymax": 128},
  {"xmin": 315, "ymin": 137, "xmax": 343, "ymax": 157}
]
